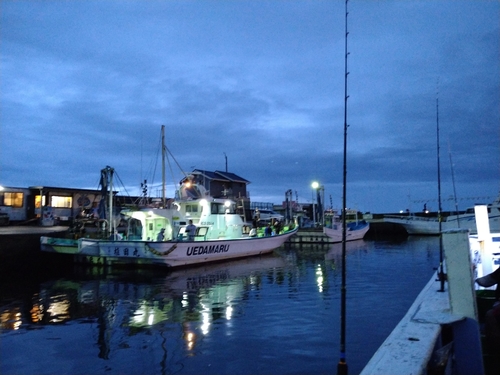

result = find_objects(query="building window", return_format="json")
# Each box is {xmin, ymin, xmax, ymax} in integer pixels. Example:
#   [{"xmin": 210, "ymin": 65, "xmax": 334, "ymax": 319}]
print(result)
[
  {"xmin": 51, "ymin": 196, "xmax": 72, "ymax": 208},
  {"xmin": 3, "ymin": 192, "xmax": 24, "ymax": 208},
  {"xmin": 35, "ymin": 195, "xmax": 46, "ymax": 209}
]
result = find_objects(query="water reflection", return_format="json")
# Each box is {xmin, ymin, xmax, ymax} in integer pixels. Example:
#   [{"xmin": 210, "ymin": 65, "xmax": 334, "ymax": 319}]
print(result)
[
  {"xmin": 1, "ymin": 254, "xmax": 289, "ymax": 356},
  {"xmin": 1, "ymin": 238, "xmax": 441, "ymax": 375}
]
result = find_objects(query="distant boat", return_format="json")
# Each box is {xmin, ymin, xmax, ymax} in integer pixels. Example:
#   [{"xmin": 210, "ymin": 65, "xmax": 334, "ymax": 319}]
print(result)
[
  {"xmin": 383, "ymin": 193, "xmax": 500, "ymax": 235},
  {"xmin": 323, "ymin": 210, "xmax": 369, "ymax": 242},
  {"xmin": 253, "ymin": 208, "xmax": 284, "ymax": 222}
]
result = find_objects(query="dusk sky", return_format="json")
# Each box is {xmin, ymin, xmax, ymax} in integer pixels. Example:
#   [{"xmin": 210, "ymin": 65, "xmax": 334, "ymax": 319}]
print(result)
[{"xmin": 1, "ymin": 1, "xmax": 499, "ymax": 213}]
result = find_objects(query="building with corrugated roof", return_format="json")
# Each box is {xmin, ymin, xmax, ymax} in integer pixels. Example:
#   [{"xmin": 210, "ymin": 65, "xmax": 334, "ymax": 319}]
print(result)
[{"xmin": 181, "ymin": 169, "xmax": 250, "ymax": 200}]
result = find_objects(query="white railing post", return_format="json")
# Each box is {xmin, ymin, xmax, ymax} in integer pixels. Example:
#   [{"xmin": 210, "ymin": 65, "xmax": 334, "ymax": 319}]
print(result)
[
  {"xmin": 443, "ymin": 229, "xmax": 484, "ymax": 375},
  {"xmin": 475, "ymin": 205, "xmax": 493, "ymax": 278}
]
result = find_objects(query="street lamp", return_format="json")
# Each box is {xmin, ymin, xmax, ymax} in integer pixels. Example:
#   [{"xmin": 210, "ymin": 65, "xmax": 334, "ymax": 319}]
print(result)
[{"xmin": 311, "ymin": 181, "xmax": 319, "ymax": 226}]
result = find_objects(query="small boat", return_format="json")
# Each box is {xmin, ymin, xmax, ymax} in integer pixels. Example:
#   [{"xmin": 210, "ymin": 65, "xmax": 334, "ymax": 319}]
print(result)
[
  {"xmin": 322, "ymin": 210, "xmax": 369, "ymax": 242},
  {"xmin": 383, "ymin": 193, "xmax": 500, "ymax": 235},
  {"xmin": 41, "ymin": 169, "xmax": 298, "ymax": 268}
]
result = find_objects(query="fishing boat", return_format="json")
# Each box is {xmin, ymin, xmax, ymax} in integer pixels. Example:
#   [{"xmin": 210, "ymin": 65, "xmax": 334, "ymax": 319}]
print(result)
[
  {"xmin": 41, "ymin": 177, "xmax": 297, "ymax": 267},
  {"xmin": 323, "ymin": 210, "xmax": 369, "ymax": 242},
  {"xmin": 383, "ymin": 193, "xmax": 500, "ymax": 235},
  {"xmin": 41, "ymin": 131, "xmax": 298, "ymax": 267}
]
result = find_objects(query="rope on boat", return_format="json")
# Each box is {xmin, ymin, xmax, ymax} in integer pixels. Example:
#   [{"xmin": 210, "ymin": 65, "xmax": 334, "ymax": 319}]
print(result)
[{"xmin": 145, "ymin": 243, "xmax": 178, "ymax": 256}]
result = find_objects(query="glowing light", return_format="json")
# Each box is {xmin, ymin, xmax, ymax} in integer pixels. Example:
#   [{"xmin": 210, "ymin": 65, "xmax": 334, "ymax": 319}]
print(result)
[
  {"xmin": 316, "ymin": 264, "xmax": 324, "ymax": 293},
  {"xmin": 181, "ymin": 292, "xmax": 189, "ymax": 308},
  {"xmin": 1, "ymin": 309, "xmax": 22, "ymax": 330},
  {"xmin": 30, "ymin": 303, "xmax": 44, "ymax": 323},
  {"xmin": 200, "ymin": 302, "xmax": 211, "ymax": 335},
  {"xmin": 132, "ymin": 305, "xmax": 147, "ymax": 324},
  {"xmin": 311, "ymin": 181, "xmax": 319, "ymax": 189},
  {"xmin": 47, "ymin": 298, "xmax": 71, "ymax": 323},
  {"xmin": 225, "ymin": 305, "xmax": 233, "ymax": 320},
  {"xmin": 201, "ymin": 311, "xmax": 210, "ymax": 334},
  {"xmin": 185, "ymin": 331, "xmax": 196, "ymax": 351},
  {"xmin": 148, "ymin": 313, "xmax": 154, "ymax": 325},
  {"xmin": 224, "ymin": 200, "xmax": 231, "ymax": 207}
]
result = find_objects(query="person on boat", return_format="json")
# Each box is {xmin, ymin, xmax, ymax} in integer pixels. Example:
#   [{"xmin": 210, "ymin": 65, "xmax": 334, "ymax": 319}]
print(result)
[
  {"xmin": 186, "ymin": 220, "xmax": 196, "ymax": 241},
  {"xmin": 252, "ymin": 216, "xmax": 259, "ymax": 229},
  {"xmin": 254, "ymin": 208, "xmax": 260, "ymax": 221},
  {"xmin": 476, "ymin": 268, "xmax": 500, "ymax": 354},
  {"xmin": 109, "ymin": 230, "xmax": 122, "ymax": 240},
  {"xmin": 157, "ymin": 228, "xmax": 165, "ymax": 241},
  {"xmin": 274, "ymin": 219, "xmax": 282, "ymax": 235},
  {"xmin": 265, "ymin": 223, "xmax": 272, "ymax": 236}
]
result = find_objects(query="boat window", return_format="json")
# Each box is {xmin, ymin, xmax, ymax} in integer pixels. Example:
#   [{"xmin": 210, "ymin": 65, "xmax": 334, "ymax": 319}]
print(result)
[
  {"xmin": 127, "ymin": 218, "xmax": 143, "ymax": 239},
  {"xmin": 211, "ymin": 203, "xmax": 235, "ymax": 214},
  {"xmin": 197, "ymin": 227, "xmax": 208, "ymax": 236},
  {"xmin": 185, "ymin": 204, "xmax": 199, "ymax": 213}
]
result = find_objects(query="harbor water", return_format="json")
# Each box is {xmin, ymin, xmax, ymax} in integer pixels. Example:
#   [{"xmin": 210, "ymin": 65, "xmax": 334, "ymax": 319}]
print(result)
[{"xmin": 0, "ymin": 236, "xmax": 440, "ymax": 375}]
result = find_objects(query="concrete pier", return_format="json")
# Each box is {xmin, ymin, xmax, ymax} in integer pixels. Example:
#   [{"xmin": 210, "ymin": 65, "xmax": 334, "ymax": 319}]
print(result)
[{"xmin": 0, "ymin": 225, "xmax": 69, "ymax": 274}]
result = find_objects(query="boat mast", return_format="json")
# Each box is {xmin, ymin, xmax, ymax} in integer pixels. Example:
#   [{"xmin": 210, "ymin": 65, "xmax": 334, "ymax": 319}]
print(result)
[
  {"xmin": 338, "ymin": 1, "xmax": 349, "ymax": 374},
  {"xmin": 100, "ymin": 165, "xmax": 114, "ymax": 237},
  {"xmin": 161, "ymin": 125, "xmax": 166, "ymax": 208}
]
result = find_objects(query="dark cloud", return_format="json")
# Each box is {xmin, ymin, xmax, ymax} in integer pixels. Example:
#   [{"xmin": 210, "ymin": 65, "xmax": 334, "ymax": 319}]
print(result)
[{"xmin": 1, "ymin": 0, "xmax": 498, "ymax": 213}]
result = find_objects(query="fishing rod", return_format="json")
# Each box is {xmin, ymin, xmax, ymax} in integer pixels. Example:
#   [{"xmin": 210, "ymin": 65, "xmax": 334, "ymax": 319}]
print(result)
[
  {"xmin": 448, "ymin": 142, "xmax": 460, "ymax": 227},
  {"xmin": 338, "ymin": 0, "xmax": 349, "ymax": 374},
  {"xmin": 436, "ymin": 83, "xmax": 446, "ymax": 292}
]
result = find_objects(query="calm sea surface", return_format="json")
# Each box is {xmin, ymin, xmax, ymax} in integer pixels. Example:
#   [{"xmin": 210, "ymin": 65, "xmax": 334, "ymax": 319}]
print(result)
[{"xmin": 0, "ymin": 236, "xmax": 440, "ymax": 375}]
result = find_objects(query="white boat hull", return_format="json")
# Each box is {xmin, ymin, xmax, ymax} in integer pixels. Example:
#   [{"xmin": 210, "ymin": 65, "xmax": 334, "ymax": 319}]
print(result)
[
  {"xmin": 323, "ymin": 221, "xmax": 369, "ymax": 242},
  {"xmin": 41, "ymin": 228, "xmax": 298, "ymax": 267},
  {"xmin": 40, "ymin": 237, "xmax": 79, "ymax": 254},
  {"xmin": 384, "ymin": 195, "xmax": 500, "ymax": 235},
  {"xmin": 384, "ymin": 214, "xmax": 500, "ymax": 235}
]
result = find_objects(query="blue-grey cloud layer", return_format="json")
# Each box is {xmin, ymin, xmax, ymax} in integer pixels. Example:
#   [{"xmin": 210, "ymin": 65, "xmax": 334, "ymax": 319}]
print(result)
[{"xmin": 1, "ymin": 1, "xmax": 498, "ymax": 212}]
